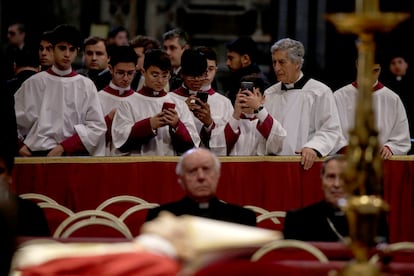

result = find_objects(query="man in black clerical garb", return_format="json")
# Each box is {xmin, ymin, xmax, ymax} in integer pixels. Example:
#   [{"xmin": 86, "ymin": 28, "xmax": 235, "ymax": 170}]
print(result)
[
  {"xmin": 283, "ymin": 155, "xmax": 389, "ymax": 243},
  {"xmin": 146, "ymin": 148, "xmax": 256, "ymax": 226}
]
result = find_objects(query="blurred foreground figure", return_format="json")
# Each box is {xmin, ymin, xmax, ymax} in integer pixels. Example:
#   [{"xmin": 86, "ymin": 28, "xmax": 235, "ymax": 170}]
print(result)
[{"xmin": 11, "ymin": 212, "xmax": 279, "ymax": 276}]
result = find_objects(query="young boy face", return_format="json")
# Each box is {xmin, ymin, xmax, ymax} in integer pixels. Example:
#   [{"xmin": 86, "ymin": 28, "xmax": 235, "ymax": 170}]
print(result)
[
  {"xmin": 39, "ymin": 40, "xmax": 54, "ymax": 68},
  {"xmin": 110, "ymin": 62, "xmax": 136, "ymax": 88},
  {"xmin": 53, "ymin": 42, "xmax": 78, "ymax": 70},
  {"xmin": 182, "ymin": 72, "xmax": 206, "ymax": 91},
  {"xmin": 142, "ymin": 65, "xmax": 170, "ymax": 92},
  {"xmin": 203, "ymin": 59, "xmax": 217, "ymax": 87}
]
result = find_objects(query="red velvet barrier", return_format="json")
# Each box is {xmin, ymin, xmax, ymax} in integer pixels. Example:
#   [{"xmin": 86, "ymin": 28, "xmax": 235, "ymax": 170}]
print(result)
[{"xmin": 11, "ymin": 156, "xmax": 414, "ymax": 242}]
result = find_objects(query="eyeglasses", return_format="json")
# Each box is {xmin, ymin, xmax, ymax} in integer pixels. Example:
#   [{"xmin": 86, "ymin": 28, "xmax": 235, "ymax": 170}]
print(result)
[
  {"xmin": 186, "ymin": 73, "xmax": 207, "ymax": 81},
  {"xmin": 114, "ymin": 70, "xmax": 135, "ymax": 78},
  {"xmin": 148, "ymin": 72, "xmax": 170, "ymax": 81},
  {"xmin": 8, "ymin": 31, "xmax": 16, "ymax": 36}
]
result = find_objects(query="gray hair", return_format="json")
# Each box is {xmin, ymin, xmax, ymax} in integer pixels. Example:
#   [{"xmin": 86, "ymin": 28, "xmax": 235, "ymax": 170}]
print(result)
[
  {"xmin": 163, "ymin": 28, "xmax": 190, "ymax": 48},
  {"xmin": 320, "ymin": 154, "xmax": 345, "ymax": 177},
  {"xmin": 270, "ymin": 38, "xmax": 305, "ymax": 67},
  {"xmin": 175, "ymin": 148, "xmax": 221, "ymax": 176}
]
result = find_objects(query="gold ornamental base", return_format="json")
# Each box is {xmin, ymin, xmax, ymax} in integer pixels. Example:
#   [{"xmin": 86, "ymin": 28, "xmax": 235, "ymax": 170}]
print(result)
[{"xmin": 342, "ymin": 262, "xmax": 380, "ymax": 276}]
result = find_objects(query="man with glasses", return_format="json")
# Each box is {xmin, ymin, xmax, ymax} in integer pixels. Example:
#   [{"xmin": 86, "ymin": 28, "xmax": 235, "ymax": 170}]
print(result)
[
  {"xmin": 97, "ymin": 45, "xmax": 138, "ymax": 155},
  {"xmin": 111, "ymin": 49, "xmax": 199, "ymax": 156},
  {"xmin": 146, "ymin": 147, "xmax": 256, "ymax": 226},
  {"xmin": 162, "ymin": 28, "xmax": 190, "ymax": 90}
]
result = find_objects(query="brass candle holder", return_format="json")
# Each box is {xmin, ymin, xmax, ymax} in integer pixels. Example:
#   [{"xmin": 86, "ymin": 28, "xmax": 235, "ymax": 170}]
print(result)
[{"xmin": 326, "ymin": 1, "xmax": 409, "ymax": 275}]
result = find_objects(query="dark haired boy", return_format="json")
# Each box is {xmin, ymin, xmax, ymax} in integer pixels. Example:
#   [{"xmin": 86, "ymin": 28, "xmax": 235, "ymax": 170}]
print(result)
[
  {"xmin": 224, "ymin": 74, "xmax": 286, "ymax": 155},
  {"xmin": 97, "ymin": 45, "xmax": 138, "ymax": 155},
  {"xmin": 38, "ymin": 30, "xmax": 54, "ymax": 71},
  {"xmin": 111, "ymin": 49, "xmax": 199, "ymax": 155},
  {"xmin": 171, "ymin": 47, "xmax": 233, "ymax": 154},
  {"xmin": 14, "ymin": 24, "xmax": 106, "ymax": 157}
]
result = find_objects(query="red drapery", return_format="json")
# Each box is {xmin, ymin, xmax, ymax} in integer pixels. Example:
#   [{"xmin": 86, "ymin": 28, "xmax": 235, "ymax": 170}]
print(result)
[{"xmin": 11, "ymin": 156, "xmax": 414, "ymax": 242}]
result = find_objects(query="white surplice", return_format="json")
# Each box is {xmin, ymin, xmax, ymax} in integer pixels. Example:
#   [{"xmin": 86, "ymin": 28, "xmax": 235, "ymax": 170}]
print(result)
[
  {"xmin": 170, "ymin": 87, "xmax": 233, "ymax": 156},
  {"xmin": 111, "ymin": 92, "xmax": 200, "ymax": 156},
  {"xmin": 264, "ymin": 78, "xmax": 346, "ymax": 156},
  {"xmin": 98, "ymin": 84, "xmax": 135, "ymax": 156},
  {"xmin": 225, "ymin": 108, "xmax": 287, "ymax": 156},
  {"xmin": 14, "ymin": 70, "xmax": 106, "ymax": 156},
  {"xmin": 334, "ymin": 83, "xmax": 411, "ymax": 155}
]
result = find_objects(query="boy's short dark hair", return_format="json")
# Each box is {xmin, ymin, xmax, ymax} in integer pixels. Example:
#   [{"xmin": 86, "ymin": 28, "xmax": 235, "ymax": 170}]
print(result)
[
  {"xmin": 108, "ymin": 45, "xmax": 137, "ymax": 67},
  {"xmin": 194, "ymin": 46, "xmax": 217, "ymax": 63},
  {"xmin": 40, "ymin": 30, "xmax": 54, "ymax": 43},
  {"xmin": 51, "ymin": 24, "xmax": 82, "ymax": 48},
  {"xmin": 180, "ymin": 49, "xmax": 207, "ymax": 76},
  {"xmin": 143, "ymin": 49, "xmax": 172, "ymax": 72}
]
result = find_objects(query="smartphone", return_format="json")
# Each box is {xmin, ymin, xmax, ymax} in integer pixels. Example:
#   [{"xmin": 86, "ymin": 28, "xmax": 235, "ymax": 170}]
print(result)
[
  {"xmin": 196, "ymin": 92, "xmax": 208, "ymax": 104},
  {"xmin": 162, "ymin": 102, "xmax": 176, "ymax": 111},
  {"xmin": 240, "ymin": 81, "xmax": 254, "ymax": 93}
]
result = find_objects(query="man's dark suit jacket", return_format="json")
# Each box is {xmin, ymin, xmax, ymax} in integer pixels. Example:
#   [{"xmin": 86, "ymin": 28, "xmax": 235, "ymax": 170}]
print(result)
[
  {"xmin": 283, "ymin": 200, "xmax": 389, "ymax": 243},
  {"xmin": 169, "ymin": 70, "xmax": 183, "ymax": 91},
  {"xmin": 77, "ymin": 68, "xmax": 111, "ymax": 91},
  {"xmin": 146, "ymin": 196, "xmax": 257, "ymax": 226}
]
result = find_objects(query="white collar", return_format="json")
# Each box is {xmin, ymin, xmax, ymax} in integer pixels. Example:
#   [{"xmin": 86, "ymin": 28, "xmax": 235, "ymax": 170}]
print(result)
[
  {"xmin": 201, "ymin": 84, "xmax": 211, "ymax": 91},
  {"xmin": 109, "ymin": 81, "xmax": 131, "ymax": 95},
  {"xmin": 51, "ymin": 65, "xmax": 72, "ymax": 76},
  {"xmin": 183, "ymin": 84, "xmax": 198, "ymax": 95}
]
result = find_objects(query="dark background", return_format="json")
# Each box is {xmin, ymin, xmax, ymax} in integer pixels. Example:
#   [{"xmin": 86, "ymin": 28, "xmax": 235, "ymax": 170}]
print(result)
[{"xmin": 1, "ymin": 0, "xmax": 413, "ymax": 91}]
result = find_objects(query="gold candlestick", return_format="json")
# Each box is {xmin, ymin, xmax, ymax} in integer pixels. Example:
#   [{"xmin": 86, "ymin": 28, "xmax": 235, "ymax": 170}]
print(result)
[{"xmin": 326, "ymin": 1, "xmax": 409, "ymax": 275}]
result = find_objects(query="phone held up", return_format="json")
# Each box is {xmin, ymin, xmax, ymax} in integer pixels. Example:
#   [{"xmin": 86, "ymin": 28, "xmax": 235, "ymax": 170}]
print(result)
[
  {"xmin": 196, "ymin": 92, "xmax": 208, "ymax": 104},
  {"xmin": 240, "ymin": 81, "xmax": 254, "ymax": 95},
  {"xmin": 162, "ymin": 102, "xmax": 176, "ymax": 111}
]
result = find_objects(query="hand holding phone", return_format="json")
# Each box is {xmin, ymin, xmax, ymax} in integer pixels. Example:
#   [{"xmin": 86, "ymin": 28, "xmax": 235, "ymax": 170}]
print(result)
[
  {"xmin": 240, "ymin": 81, "xmax": 254, "ymax": 93},
  {"xmin": 162, "ymin": 102, "xmax": 176, "ymax": 111},
  {"xmin": 196, "ymin": 92, "xmax": 208, "ymax": 104}
]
